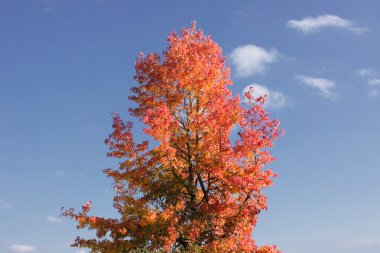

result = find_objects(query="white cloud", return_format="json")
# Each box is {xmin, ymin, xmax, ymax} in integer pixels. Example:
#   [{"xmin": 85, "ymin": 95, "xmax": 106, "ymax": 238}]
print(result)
[
  {"xmin": 358, "ymin": 68, "xmax": 376, "ymax": 77},
  {"xmin": 243, "ymin": 84, "xmax": 292, "ymax": 110},
  {"xmin": 287, "ymin": 14, "xmax": 368, "ymax": 34},
  {"xmin": 230, "ymin": 44, "xmax": 279, "ymax": 77},
  {"xmin": 368, "ymin": 78, "xmax": 380, "ymax": 87},
  {"xmin": 296, "ymin": 75, "xmax": 338, "ymax": 100},
  {"xmin": 76, "ymin": 250, "xmax": 86, "ymax": 253},
  {"xmin": 0, "ymin": 199, "xmax": 11, "ymax": 209},
  {"xmin": 9, "ymin": 244, "xmax": 37, "ymax": 253},
  {"xmin": 47, "ymin": 215, "xmax": 62, "ymax": 223}
]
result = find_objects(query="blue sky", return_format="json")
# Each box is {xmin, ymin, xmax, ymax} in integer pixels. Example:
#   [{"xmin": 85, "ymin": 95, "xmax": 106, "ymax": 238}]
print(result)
[{"xmin": 1, "ymin": 0, "xmax": 380, "ymax": 252}]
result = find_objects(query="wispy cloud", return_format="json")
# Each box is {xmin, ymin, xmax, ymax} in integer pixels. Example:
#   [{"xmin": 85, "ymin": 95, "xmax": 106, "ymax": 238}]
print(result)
[
  {"xmin": 368, "ymin": 78, "xmax": 380, "ymax": 87},
  {"xmin": 47, "ymin": 215, "xmax": 62, "ymax": 223},
  {"xmin": 358, "ymin": 68, "xmax": 377, "ymax": 78},
  {"xmin": 53, "ymin": 169, "xmax": 86, "ymax": 180},
  {"xmin": 357, "ymin": 68, "xmax": 380, "ymax": 97},
  {"xmin": 348, "ymin": 239, "xmax": 380, "ymax": 247},
  {"xmin": 0, "ymin": 199, "xmax": 11, "ymax": 209},
  {"xmin": 230, "ymin": 44, "xmax": 279, "ymax": 77},
  {"xmin": 296, "ymin": 75, "xmax": 338, "ymax": 100},
  {"xmin": 42, "ymin": 0, "xmax": 58, "ymax": 12},
  {"xmin": 368, "ymin": 89, "xmax": 379, "ymax": 97},
  {"xmin": 243, "ymin": 84, "xmax": 292, "ymax": 110},
  {"xmin": 54, "ymin": 169, "xmax": 67, "ymax": 179},
  {"xmin": 287, "ymin": 14, "xmax": 368, "ymax": 34},
  {"xmin": 368, "ymin": 78, "xmax": 380, "ymax": 97},
  {"xmin": 9, "ymin": 244, "xmax": 37, "ymax": 253}
]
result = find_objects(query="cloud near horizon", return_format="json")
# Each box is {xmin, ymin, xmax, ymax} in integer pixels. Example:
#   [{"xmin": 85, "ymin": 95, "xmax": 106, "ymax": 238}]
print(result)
[
  {"xmin": 347, "ymin": 239, "xmax": 380, "ymax": 248},
  {"xmin": 47, "ymin": 215, "xmax": 63, "ymax": 223},
  {"xmin": 9, "ymin": 244, "xmax": 37, "ymax": 253},
  {"xmin": 287, "ymin": 14, "xmax": 368, "ymax": 34},
  {"xmin": 296, "ymin": 75, "xmax": 338, "ymax": 100},
  {"xmin": 230, "ymin": 44, "xmax": 279, "ymax": 77},
  {"xmin": 0, "ymin": 198, "xmax": 11, "ymax": 209},
  {"xmin": 243, "ymin": 84, "xmax": 292, "ymax": 110}
]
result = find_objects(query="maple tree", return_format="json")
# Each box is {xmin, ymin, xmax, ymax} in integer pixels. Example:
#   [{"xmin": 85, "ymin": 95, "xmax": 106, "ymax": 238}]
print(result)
[{"xmin": 62, "ymin": 22, "xmax": 282, "ymax": 253}]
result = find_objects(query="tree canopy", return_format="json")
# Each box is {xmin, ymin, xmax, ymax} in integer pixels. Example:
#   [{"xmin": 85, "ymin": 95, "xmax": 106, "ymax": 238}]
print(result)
[{"xmin": 63, "ymin": 22, "xmax": 282, "ymax": 253}]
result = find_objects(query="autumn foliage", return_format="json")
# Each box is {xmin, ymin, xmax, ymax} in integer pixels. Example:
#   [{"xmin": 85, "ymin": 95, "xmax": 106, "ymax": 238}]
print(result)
[{"xmin": 62, "ymin": 22, "xmax": 282, "ymax": 253}]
